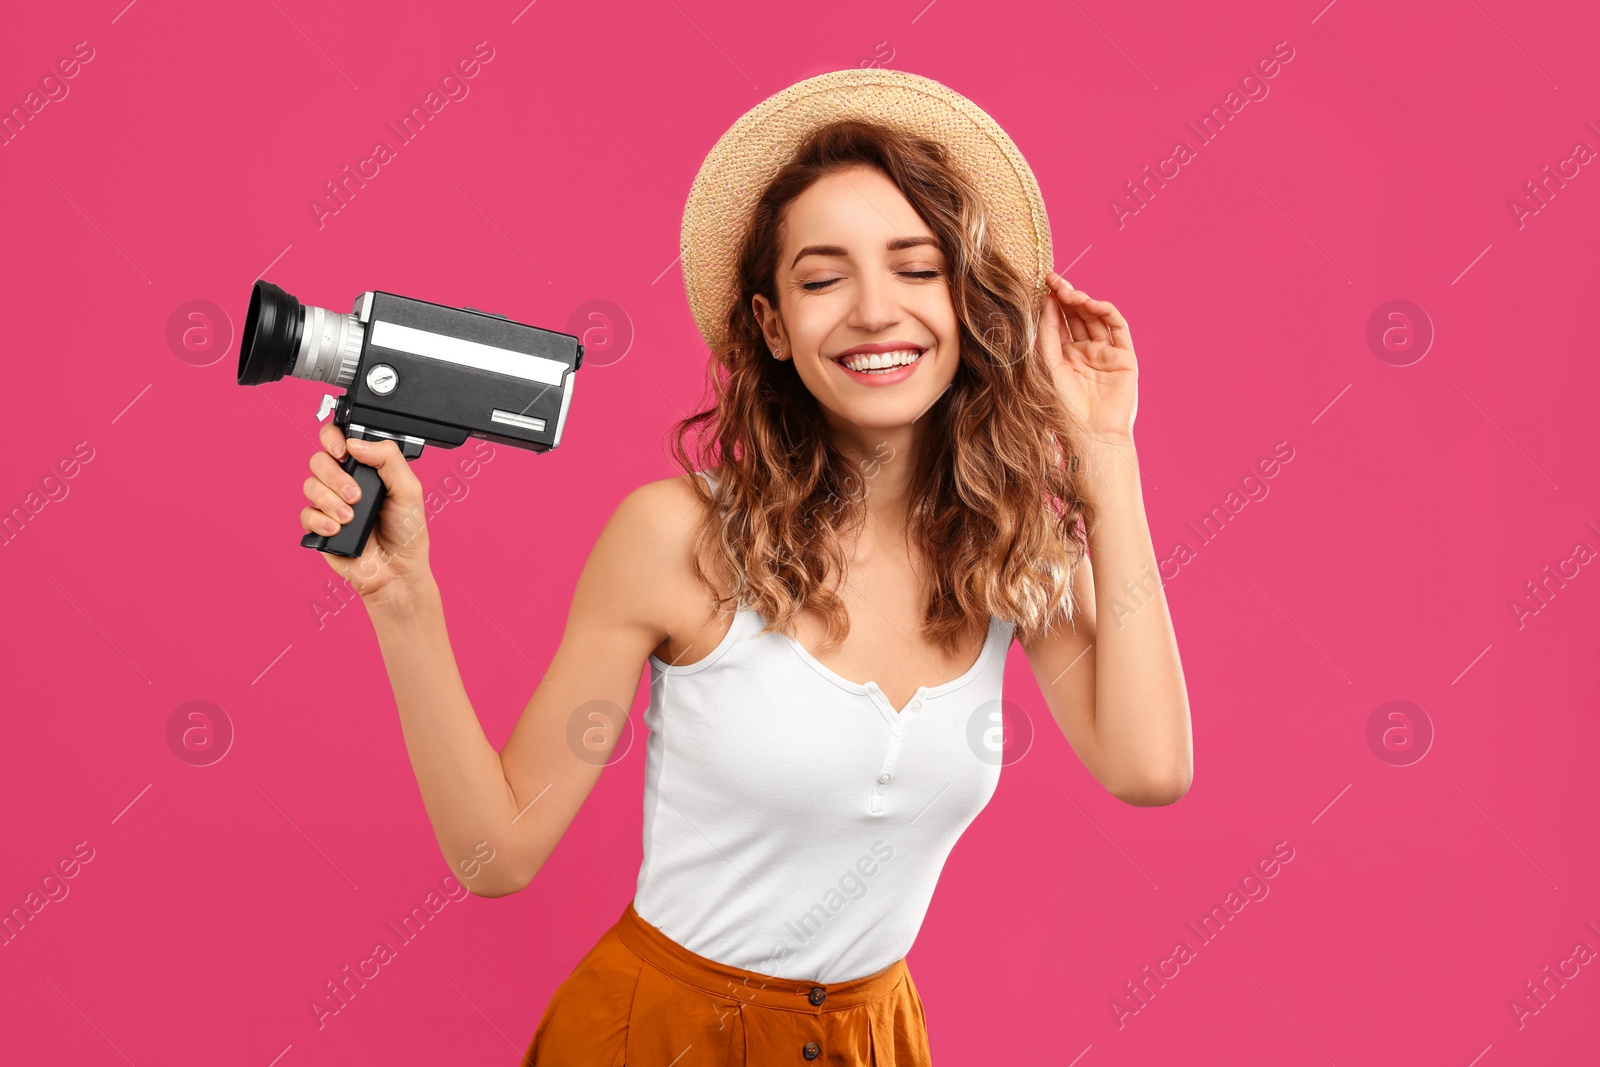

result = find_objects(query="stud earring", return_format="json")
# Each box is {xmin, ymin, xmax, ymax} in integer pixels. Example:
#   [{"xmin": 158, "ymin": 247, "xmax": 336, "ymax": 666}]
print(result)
[{"xmin": 773, "ymin": 346, "xmax": 782, "ymax": 360}]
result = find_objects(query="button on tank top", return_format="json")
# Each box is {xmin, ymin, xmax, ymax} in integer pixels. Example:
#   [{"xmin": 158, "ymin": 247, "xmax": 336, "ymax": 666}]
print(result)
[{"xmin": 631, "ymin": 470, "xmax": 1017, "ymax": 983}]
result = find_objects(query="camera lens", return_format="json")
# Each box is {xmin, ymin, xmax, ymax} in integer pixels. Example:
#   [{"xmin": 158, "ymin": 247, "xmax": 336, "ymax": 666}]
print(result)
[
  {"xmin": 239, "ymin": 280, "xmax": 364, "ymax": 389},
  {"xmin": 238, "ymin": 280, "xmax": 304, "ymax": 386}
]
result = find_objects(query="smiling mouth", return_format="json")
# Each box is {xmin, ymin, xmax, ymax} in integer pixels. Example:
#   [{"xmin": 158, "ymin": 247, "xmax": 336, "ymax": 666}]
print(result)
[{"xmin": 835, "ymin": 347, "xmax": 927, "ymax": 374}]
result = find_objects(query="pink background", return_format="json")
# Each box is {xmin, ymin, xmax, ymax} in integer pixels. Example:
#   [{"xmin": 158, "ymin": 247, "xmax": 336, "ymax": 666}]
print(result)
[{"xmin": 3, "ymin": 0, "xmax": 1598, "ymax": 1063}]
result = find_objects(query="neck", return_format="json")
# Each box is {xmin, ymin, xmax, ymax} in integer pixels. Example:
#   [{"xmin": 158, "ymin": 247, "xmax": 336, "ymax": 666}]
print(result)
[{"xmin": 826, "ymin": 418, "xmax": 925, "ymax": 549}]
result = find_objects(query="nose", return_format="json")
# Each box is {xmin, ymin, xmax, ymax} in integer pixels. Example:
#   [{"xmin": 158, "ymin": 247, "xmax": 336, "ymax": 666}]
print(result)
[{"xmin": 846, "ymin": 266, "xmax": 902, "ymax": 334}]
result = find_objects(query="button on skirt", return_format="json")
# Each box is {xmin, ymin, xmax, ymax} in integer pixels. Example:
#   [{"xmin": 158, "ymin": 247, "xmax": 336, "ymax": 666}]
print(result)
[{"xmin": 521, "ymin": 899, "xmax": 932, "ymax": 1065}]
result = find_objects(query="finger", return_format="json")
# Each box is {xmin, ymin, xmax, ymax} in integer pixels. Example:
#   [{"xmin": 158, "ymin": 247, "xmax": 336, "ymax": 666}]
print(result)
[
  {"xmin": 1048, "ymin": 275, "xmax": 1092, "ymax": 344},
  {"xmin": 311, "ymin": 450, "xmax": 363, "ymax": 505},
  {"xmin": 1061, "ymin": 291, "xmax": 1092, "ymax": 344},
  {"xmin": 1081, "ymin": 296, "xmax": 1132, "ymax": 349},
  {"xmin": 1044, "ymin": 296, "xmax": 1093, "ymax": 374},
  {"xmin": 1056, "ymin": 278, "xmax": 1108, "ymax": 343},
  {"xmin": 1059, "ymin": 279, "xmax": 1128, "ymax": 347},
  {"xmin": 1038, "ymin": 285, "xmax": 1062, "ymax": 359},
  {"xmin": 345, "ymin": 437, "xmax": 421, "ymax": 499},
  {"xmin": 1110, "ymin": 320, "xmax": 1131, "ymax": 350},
  {"xmin": 319, "ymin": 420, "xmax": 348, "ymax": 460},
  {"xmin": 303, "ymin": 475, "xmax": 355, "ymax": 526},
  {"xmin": 1049, "ymin": 295, "xmax": 1087, "ymax": 361},
  {"xmin": 301, "ymin": 504, "xmax": 344, "ymax": 538},
  {"xmin": 1076, "ymin": 292, "xmax": 1110, "ymax": 343}
]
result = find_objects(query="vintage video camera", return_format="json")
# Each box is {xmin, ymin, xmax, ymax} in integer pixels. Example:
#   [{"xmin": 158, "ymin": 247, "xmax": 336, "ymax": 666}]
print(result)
[{"xmin": 238, "ymin": 280, "xmax": 582, "ymax": 557}]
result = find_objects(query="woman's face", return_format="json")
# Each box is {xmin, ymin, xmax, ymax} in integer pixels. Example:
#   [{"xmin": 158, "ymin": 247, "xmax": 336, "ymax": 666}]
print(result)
[{"xmin": 752, "ymin": 165, "xmax": 962, "ymax": 433}]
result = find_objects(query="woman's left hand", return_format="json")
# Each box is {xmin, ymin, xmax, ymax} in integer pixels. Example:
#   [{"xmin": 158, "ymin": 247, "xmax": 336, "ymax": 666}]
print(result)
[{"xmin": 1038, "ymin": 271, "xmax": 1138, "ymax": 441}]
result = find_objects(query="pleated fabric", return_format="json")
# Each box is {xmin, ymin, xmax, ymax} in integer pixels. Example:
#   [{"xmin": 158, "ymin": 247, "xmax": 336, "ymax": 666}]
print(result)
[{"xmin": 522, "ymin": 900, "xmax": 932, "ymax": 1066}]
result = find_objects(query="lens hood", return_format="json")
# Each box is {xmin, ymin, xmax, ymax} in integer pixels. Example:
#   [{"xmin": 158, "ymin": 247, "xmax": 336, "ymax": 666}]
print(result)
[{"xmin": 238, "ymin": 280, "xmax": 304, "ymax": 386}]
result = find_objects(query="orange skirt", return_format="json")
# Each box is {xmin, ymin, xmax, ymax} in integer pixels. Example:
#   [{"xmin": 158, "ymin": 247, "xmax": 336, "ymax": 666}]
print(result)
[{"xmin": 521, "ymin": 900, "xmax": 932, "ymax": 1065}]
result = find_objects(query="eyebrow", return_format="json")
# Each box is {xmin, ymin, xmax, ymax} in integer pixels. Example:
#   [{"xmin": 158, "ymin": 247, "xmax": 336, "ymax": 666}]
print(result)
[{"xmin": 789, "ymin": 235, "xmax": 941, "ymax": 269}]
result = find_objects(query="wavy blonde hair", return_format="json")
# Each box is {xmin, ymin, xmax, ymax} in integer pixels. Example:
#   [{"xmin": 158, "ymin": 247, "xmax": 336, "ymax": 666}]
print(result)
[{"xmin": 668, "ymin": 118, "xmax": 1095, "ymax": 654}]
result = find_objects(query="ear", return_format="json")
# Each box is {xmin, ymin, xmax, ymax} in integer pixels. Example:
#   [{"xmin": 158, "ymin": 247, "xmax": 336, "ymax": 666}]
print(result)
[{"xmin": 750, "ymin": 292, "xmax": 787, "ymax": 358}]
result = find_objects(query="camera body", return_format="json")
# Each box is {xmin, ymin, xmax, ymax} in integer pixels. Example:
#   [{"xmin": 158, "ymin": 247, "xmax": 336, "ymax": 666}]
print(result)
[
  {"xmin": 332, "ymin": 289, "xmax": 580, "ymax": 454},
  {"xmin": 238, "ymin": 280, "xmax": 583, "ymax": 557}
]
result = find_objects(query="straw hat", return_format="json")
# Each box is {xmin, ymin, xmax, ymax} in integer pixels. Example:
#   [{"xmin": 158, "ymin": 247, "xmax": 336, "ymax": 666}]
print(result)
[{"xmin": 679, "ymin": 67, "xmax": 1054, "ymax": 352}]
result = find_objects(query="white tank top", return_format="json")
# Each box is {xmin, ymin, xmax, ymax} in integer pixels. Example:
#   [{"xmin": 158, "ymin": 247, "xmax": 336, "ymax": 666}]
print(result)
[{"xmin": 632, "ymin": 470, "xmax": 1017, "ymax": 983}]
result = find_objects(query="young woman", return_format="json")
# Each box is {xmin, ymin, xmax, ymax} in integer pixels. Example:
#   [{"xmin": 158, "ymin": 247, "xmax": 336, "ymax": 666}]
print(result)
[{"xmin": 296, "ymin": 70, "xmax": 1191, "ymax": 1065}]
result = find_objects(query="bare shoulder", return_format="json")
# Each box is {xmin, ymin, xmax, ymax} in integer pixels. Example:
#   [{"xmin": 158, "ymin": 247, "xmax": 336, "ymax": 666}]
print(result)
[
  {"xmin": 583, "ymin": 471, "xmax": 730, "ymax": 659},
  {"xmin": 619, "ymin": 470, "xmax": 712, "ymax": 526},
  {"xmin": 609, "ymin": 471, "xmax": 715, "ymax": 576}
]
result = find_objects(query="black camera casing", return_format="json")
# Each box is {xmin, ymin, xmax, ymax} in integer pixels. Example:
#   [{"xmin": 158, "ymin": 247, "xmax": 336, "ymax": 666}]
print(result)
[{"xmin": 340, "ymin": 289, "xmax": 581, "ymax": 453}]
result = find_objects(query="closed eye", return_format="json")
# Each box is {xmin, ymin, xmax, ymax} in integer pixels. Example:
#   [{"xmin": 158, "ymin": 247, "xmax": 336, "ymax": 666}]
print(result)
[{"xmin": 801, "ymin": 269, "xmax": 944, "ymax": 292}]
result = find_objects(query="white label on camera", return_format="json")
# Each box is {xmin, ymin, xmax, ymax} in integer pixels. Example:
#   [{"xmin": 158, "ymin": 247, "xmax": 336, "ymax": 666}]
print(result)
[
  {"xmin": 370, "ymin": 320, "xmax": 568, "ymax": 386},
  {"xmin": 491, "ymin": 409, "xmax": 546, "ymax": 432}
]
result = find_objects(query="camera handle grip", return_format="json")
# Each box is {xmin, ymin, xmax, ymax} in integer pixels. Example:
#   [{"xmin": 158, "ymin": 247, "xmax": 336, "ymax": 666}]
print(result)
[{"xmin": 301, "ymin": 452, "xmax": 387, "ymax": 559}]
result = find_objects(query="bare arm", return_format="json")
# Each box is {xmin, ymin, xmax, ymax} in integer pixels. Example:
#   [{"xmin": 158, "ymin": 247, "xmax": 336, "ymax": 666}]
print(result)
[
  {"xmin": 1023, "ymin": 274, "xmax": 1192, "ymax": 806},
  {"xmin": 1020, "ymin": 434, "xmax": 1192, "ymax": 806},
  {"xmin": 360, "ymin": 481, "xmax": 679, "ymax": 896}
]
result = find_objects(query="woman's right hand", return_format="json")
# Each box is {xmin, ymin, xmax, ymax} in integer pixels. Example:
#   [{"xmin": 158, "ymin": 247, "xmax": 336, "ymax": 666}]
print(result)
[{"xmin": 302, "ymin": 421, "xmax": 433, "ymax": 605}]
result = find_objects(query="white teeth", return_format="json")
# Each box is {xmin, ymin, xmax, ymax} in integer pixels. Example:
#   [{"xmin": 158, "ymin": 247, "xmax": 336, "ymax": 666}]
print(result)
[{"xmin": 840, "ymin": 348, "xmax": 923, "ymax": 372}]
